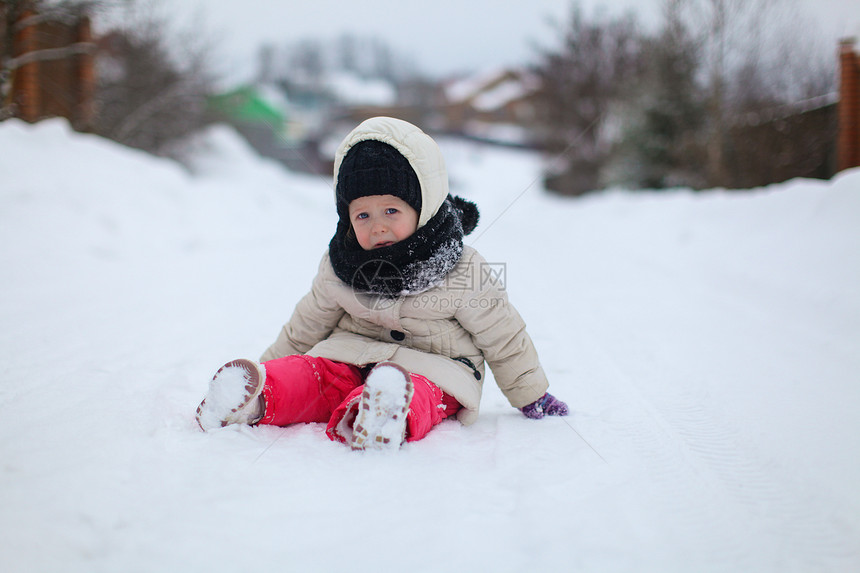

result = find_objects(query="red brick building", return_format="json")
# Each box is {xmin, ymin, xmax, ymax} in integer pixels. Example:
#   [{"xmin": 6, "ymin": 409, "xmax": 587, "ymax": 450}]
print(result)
[
  {"xmin": 2, "ymin": 4, "xmax": 95, "ymax": 129},
  {"xmin": 839, "ymin": 39, "xmax": 860, "ymax": 172}
]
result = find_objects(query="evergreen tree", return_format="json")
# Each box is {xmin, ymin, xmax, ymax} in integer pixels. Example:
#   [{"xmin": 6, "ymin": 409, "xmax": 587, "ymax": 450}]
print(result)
[
  {"xmin": 532, "ymin": 4, "xmax": 643, "ymax": 195},
  {"xmin": 608, "ymin": 0, "xmax": 707, "ymax": 189}
]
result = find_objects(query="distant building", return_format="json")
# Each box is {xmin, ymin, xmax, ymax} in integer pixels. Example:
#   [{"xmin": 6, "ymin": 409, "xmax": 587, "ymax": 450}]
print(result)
[
  {"xmin": 208, "ymin": 84, "xmax": 325, "ymax": 174},
  {"xmin": 441, "ymin": 68, "xmax": 542, "ymax": 147},
  {"xmin": 839, "ymin": 39, "xmax": 860, "ymax": 173},
  {"xmin": 1, "ymin": 4, "xmax": 96, "ymax": 129}
]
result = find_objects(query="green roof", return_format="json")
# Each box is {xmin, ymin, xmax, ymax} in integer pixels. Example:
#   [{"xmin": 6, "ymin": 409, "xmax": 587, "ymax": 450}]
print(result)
[{"xmin": 208, "ymin": 86, "xmax": 286, "ymax": 126}]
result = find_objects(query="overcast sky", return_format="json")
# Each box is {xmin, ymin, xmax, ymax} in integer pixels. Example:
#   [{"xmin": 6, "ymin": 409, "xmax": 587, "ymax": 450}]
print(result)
[{"xmin": 164, "ymin": 0, "xmax": 860, "ymax": 82}]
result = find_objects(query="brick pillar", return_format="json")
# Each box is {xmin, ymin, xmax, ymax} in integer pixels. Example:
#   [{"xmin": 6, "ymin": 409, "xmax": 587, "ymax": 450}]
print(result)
[
  {"xmin": 838, "ymin": 39, "xmax": 860, "ymax": 172},
  {"xmin": 74, "ymin": 16, "xmax": 95, "ymax": 130},
  {"xmin": 12, "ymin": 10, "xmax": 40, "ymax": 122}
]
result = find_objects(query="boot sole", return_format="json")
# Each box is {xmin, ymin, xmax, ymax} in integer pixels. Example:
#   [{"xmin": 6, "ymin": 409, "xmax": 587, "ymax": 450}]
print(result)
[
  {"xmin": 195, "ymin": 359, "xmax": 266, "ymax": 431},
  {"xmin": 351, "ymin": 362, "xmax": 414, "ymax": 450}
]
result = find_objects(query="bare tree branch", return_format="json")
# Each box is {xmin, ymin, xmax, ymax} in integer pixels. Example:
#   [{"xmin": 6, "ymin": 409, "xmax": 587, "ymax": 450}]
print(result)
[{"xmin": 5, "ymin": 42, "xmax": 96, "ymax": 70}]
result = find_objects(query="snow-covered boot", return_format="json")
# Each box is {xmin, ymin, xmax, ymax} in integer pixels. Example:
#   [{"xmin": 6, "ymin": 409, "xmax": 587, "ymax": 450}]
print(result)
[
  {"xmin": 350, "ymin": 362, "xmax": 414, "ymax": 451},
  {"xmin": 195, "ymin": 359, "xmax": 266, "ymax": 431}
]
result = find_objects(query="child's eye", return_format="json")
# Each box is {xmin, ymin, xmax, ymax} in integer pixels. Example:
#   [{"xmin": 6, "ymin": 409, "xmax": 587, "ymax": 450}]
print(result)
[
  {"xmin": 355, "ymin": 212, "xmax": 368, "ymax": 220},
  {"xmin": 385, "ymin": 208, "xmax": 399, "ymax": 215}
]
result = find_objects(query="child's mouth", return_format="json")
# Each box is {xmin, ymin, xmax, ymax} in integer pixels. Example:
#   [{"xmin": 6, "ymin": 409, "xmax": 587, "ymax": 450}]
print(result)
[{"xmin": 373, "ymin": 241, "xmax": 394, "ymax": 249}]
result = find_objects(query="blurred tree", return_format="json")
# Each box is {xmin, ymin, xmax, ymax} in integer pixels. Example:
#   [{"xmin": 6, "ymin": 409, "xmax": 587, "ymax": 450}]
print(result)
[
  {"xmin": 536, "ymin": 0, "xmax": 837, "ymax": 193},
  {"xmin": 256, "ymin": 43, "xmax": 276, "ymax": 84},
  {"xmin": 606, "ymin": 0, "xmax": 708, "ymax": 189},
  {"xmin": 683, "ymin": 0, "xmax": 837, "ymax": 187},
  {"xmin": 93, "ymin": 0, "xmax": 216, "ymax": 160},
  {"xmin": 532, "ymin": 4, "xmax": 644, "ymax": 195},
  {"xmin": 287, "ymin": 39, "xmax": 325, "ymax": 87},
  {"xmin": 371, "ymin": 37, "xmax": 397, "ymax": 84},
  {"xmin": 336, "ymin": 34, "xmax": 357, "ymax": 75}
]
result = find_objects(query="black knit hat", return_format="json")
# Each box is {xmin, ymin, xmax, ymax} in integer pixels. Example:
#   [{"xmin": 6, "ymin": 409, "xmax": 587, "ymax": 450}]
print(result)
[{"xmin": 336, "ymin": 140, "xmax": 422, "ymax": 220}]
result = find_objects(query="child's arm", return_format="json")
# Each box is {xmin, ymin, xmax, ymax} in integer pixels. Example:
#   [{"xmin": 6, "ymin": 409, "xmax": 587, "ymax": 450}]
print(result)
[
  {"xmin": 456, "ymin": 291, "xmax": 569, "ymax": 418},
  {"xmin": 453, "ymin": 252, "xmax": 555, "ymax": 410},
  {"xmin": 260, "ymin": 255, "xmax": 346, "ymax": 362}
]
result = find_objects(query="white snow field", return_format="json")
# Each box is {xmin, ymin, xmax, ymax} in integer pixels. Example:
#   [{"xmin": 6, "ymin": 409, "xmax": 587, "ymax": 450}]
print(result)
[{"xmin": 1, "ymin": 118, "xmax": 858, "ymax": 573}]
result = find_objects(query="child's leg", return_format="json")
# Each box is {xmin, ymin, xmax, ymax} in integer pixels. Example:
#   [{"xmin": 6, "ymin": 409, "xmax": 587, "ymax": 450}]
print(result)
[
  {"xmin": 325, "ymin": 385, "xmax": 365, "ymax": 444},
  {"xmin": 325, "ymin": 366, "xmax": 461, "ymax": 445},
  {"xmin": 260, "ymin": 355, "xmax": 364, "ymax": 426},
  {"xmin": 404, "ymin": 373, "xmax": 461, "ymax": 442}
]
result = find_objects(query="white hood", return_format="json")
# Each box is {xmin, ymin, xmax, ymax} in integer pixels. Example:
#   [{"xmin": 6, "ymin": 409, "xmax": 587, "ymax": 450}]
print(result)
[{"xmin": 333, "ymin": 117, "xmax": 449, "ymax": 229}]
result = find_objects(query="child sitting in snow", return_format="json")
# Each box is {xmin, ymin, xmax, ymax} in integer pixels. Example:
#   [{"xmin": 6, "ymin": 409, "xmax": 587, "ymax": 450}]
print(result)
[{"xmin": 195, "ymin": 116, "xmax": 568, "ymax": 449}]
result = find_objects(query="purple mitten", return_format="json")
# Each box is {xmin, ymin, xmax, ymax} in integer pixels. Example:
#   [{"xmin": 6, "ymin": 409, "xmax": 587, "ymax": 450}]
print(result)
[{"xmin": 520, "ymin": 393, "xmax": 569, "ymax": 419}]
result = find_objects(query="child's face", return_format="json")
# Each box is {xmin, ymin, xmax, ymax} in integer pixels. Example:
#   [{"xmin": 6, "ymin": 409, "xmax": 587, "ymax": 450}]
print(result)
[{"xmin": 348, "ymin": 194, "xmax": 419, "ymax": 250}]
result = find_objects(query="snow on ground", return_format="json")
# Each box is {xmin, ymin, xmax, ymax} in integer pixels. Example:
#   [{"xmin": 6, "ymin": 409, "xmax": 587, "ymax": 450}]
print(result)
[{"xmin": 1, "ymin": 118, "xmax": 858, "ymax": 573}]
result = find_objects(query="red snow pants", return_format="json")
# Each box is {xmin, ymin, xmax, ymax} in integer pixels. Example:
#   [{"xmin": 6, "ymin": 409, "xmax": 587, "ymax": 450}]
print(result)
[{"xmin": 258, "ymin": 355, "xmax": 460, "ymax": 443}]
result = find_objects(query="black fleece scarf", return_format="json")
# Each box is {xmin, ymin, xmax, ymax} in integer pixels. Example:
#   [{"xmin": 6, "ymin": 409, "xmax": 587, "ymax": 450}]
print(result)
[{"xmin": 329, "ymin": 195, "xmax": 480, "ymax": 297}]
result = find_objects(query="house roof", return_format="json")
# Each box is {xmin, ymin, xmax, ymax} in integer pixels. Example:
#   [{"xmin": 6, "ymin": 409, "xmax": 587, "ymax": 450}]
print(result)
[
  {"xmin": 444, "ymin": 68, "xmax": 540, "ymax": 111},
  {"xmin": 208, "ymin": 85, "xmax": 286, "ymax": 125}
]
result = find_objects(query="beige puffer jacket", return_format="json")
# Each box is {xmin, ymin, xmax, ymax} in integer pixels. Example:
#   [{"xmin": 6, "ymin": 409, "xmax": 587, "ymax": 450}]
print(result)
[{"xmin": 260, "ymin": 117, "xmax": 549, "ymax": 424}]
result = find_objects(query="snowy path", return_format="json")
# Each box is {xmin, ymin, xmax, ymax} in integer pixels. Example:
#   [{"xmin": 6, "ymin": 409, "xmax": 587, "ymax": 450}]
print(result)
[{"xmin": 1, "ymin": 120, "xmax": 858, "ymax": 572}]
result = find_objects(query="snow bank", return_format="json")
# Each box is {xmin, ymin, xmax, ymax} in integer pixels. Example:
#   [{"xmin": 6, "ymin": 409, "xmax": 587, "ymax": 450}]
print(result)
[{"xmin": 1, "ymin": 118, "xmax": 858, "ymax": 572}]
